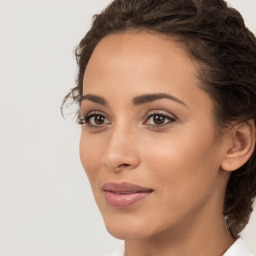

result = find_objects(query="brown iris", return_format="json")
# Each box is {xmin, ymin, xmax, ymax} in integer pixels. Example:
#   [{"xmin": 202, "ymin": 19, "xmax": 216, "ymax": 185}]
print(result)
[
  {"xmin": 94, "ymin": 115, "xmax": 105, "ymax": 125},
  {"xmin": 153, "ymin": 114, "xmax": 166, "ymax": 125}
]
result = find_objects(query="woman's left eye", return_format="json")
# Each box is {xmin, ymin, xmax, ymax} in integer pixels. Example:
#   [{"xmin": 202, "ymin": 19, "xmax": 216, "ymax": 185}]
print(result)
[{"xmin": 144, "ymin": 113, "xmax": 176, "ymax": 127}]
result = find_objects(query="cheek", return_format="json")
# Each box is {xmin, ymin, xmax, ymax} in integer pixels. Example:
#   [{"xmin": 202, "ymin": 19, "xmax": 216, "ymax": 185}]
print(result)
[
  {"xmin": 79, "ymin": 131, "xmax": 103, "ymax": 183},
  {"xmin": 141, "ymin": 124, "xmax": 221, "ymax": 199}
]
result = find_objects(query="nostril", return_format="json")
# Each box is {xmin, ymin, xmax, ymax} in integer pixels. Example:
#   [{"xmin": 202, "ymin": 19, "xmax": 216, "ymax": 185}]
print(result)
[{"xmin": 119, "ymin": 163, "xmax": 130, "ymax": 168}]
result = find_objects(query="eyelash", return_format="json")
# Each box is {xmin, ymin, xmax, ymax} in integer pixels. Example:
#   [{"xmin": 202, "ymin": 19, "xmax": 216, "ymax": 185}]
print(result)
[
  {"xmin": 78, "ymin": 110, "xmax": 177, "ymax": 130},
  {"xmin": 145, "ymin": 111, "xmax": 177, "ymax": 128},
  {"xmin": 78, "ymin": 111, "xmax": 110, "ymax": 129}
]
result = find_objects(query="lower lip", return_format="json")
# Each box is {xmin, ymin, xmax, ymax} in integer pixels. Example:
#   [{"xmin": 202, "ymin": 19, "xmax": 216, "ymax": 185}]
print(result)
[{"xmin": 104, "ymin": 191, "xmax": 152, "ymax": 208}]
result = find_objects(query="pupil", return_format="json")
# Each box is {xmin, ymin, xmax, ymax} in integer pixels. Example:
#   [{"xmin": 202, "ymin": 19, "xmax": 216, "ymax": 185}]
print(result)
[
  {"xmin": 95, "ymin": 115, "xmax": 104, "ymax": 125},
  {"xmin": 153, "ymin": 115, "xmax": 164, "ymax": 124}
]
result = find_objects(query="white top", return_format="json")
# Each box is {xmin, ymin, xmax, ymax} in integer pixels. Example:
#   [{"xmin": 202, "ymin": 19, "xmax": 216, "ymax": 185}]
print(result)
[
  {"xmin": 223, "ymin": 239, "xmax": 255, "ymax": 256},
  {"xmin": 103, "ymin": 239, "xmax": 255, "ymax": 256}
]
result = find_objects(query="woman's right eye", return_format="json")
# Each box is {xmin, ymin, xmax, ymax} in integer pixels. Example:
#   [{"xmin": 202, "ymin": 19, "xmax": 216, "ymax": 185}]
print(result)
[{"xmin": 79, "ymin": 112, "xmax": 111, "ymax": 128}]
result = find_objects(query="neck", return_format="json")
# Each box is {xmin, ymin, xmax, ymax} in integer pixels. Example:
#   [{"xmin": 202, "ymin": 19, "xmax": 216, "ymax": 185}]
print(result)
[{"xmin": 124, "ymin": 212, "xmax": 235, "ymax": 256}]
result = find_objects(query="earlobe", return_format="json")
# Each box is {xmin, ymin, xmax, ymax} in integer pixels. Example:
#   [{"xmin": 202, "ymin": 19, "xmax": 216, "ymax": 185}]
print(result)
[{"xmin": 221, "ymin": 120, "xmax": 256, "ymax": 172}]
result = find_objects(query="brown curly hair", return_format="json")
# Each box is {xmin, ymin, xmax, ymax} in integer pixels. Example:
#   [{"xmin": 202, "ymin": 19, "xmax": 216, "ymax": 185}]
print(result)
[{"xmin": 62, "ymin": 0, "xmax": 256, "ymax": 238}]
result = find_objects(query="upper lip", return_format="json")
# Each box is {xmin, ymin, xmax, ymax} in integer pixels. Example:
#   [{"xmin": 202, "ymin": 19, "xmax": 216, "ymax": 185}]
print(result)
[{"xmin": 102, "ymin": 182, "xmax": 154, "ymax": 193}]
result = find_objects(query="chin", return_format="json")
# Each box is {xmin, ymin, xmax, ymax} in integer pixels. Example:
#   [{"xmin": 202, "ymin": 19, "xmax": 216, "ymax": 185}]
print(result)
[
  {"xmin": 103, "ymin": 214, "xmax": 166, "ymax": 241},
  {"xmin": 102, "ymin": 213, "xmax": 159, "ymax": 240},
  {"xmin": 105, "ymin": 223, "xmax": 146, "ymax": 240}
]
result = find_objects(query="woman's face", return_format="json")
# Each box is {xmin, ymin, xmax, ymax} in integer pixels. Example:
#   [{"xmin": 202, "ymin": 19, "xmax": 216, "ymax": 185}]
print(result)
[{"xmin": 80, "ymin": 32, "xmax": 230, "ymax": 240}]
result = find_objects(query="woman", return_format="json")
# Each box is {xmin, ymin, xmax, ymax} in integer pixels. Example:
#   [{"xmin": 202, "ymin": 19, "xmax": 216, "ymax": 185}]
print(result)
[{"xmin": 62, "ymin": 0, "xmax": 256, "ymax": 255}]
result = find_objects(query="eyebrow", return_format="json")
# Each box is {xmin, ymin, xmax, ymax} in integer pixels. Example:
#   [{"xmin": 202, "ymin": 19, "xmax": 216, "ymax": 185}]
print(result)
[
  {"xmin": 133, "ymin": 93, "xmax": 187, "ymax": 107},
  {"xmin": 80, "ymin": 94, "xmax": 108, "ymax": 106},
  {"xmin": 80, "ymin": 93, "xmax": 187, "ymax": 108}
]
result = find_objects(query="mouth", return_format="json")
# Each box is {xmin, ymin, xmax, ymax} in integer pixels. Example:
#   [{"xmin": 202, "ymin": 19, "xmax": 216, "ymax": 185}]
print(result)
[{"xmin": 102, "ymin": 182, "xmax": 154, "ymax": 208}]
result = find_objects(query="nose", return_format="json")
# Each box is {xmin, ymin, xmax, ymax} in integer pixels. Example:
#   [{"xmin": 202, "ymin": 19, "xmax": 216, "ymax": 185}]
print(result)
[{"xmin": 101, "ymin": 125, "xmax": 140, "ymax": 172}]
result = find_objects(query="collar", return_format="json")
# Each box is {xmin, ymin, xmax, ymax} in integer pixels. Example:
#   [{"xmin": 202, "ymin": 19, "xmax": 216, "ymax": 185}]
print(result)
[{"xmin": 223, "ymin": 238, "xmax": 255, "ymax": 256}]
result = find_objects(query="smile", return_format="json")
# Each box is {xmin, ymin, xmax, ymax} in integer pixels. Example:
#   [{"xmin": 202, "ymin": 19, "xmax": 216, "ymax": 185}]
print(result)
[{"xmin": 102, "ymin": 182, "xmax": 154, "ymax": 208}]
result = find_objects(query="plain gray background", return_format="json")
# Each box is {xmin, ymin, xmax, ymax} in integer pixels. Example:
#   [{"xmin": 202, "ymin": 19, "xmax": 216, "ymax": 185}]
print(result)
[{"xmin": 0, "ymin": 0, "xmax": 255, "ymax": 255}]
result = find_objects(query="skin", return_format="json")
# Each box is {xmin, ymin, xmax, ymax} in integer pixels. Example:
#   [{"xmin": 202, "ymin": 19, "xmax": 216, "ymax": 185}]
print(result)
[{"xmin": 79, "ymin": 31, "xmax": 236, "ymax": 256}]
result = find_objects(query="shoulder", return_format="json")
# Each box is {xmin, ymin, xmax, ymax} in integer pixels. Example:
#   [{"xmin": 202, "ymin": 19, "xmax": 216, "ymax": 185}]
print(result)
[
  {"xmin": 223, "ymin": 238, "xmax": 255, "ymax": 256},
  {"xmin": 103, "ymin": 244, "xmax": 125, "ymax": 256}
]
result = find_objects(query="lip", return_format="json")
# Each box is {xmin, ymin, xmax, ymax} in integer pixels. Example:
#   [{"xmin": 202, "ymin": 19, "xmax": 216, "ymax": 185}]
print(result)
[{"xmin": 102, "ymin": 182, "xmax": 154, "ymax": 208}]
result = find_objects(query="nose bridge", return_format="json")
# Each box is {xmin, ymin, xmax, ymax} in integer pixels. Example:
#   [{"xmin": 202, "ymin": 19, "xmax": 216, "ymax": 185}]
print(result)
[{"xmin": 101, "ymin": 120, "xmax": 139, "ymax": 171}]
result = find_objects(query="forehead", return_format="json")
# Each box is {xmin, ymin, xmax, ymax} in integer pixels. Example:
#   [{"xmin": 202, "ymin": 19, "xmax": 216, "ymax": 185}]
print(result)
[
  {"xmin": 83, "ymin": 32, "xmax": 199, "ymax": 91},
  {"xmin": 82, "ymin": 31, "xmax": 213, "ymax": 116},
  {"xmin": 85, "ymin": 31, "xmax": 194, "ymax": 71},
  {"xmin": 91, "ymin": 31, "xmax": 189, "ymax": 63}
]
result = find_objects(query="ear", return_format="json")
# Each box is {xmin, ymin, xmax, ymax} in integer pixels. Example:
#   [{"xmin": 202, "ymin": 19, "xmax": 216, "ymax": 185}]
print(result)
[{"xmin": 221, "ymin": 120, "xmax": 256, "ymax": 172}]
